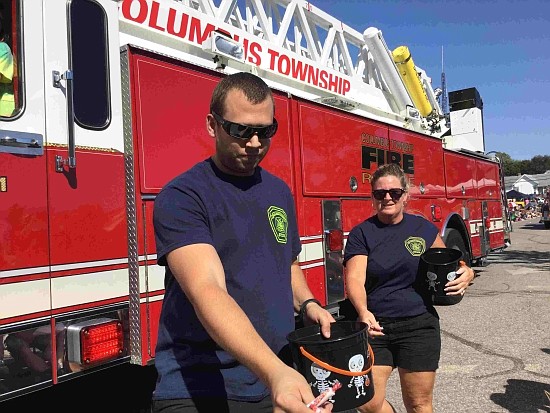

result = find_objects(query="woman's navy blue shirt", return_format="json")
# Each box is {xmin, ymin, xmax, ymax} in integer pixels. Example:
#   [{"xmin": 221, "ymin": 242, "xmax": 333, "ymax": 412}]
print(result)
[{"xmin": 343, "ymin": 213, "xmax": 439, "ymax": 318}]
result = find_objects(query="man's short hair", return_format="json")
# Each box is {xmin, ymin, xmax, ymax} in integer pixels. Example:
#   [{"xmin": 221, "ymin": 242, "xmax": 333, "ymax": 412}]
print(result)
[{"xmin": 210, "ymin": 72, "xmax": 274, "ymax": 117}]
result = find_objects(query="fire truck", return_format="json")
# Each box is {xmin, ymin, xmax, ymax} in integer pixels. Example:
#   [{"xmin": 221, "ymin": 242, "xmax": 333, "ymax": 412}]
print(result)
[{"xmin": 0, "ymin": 0, "xmax": 511, "ymax": 401}]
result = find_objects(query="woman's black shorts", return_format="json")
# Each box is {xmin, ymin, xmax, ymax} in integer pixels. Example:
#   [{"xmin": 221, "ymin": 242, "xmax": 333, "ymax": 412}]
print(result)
[{"xmin": 370, "ymin": 311, "xmax": 441, "ymax": 371}]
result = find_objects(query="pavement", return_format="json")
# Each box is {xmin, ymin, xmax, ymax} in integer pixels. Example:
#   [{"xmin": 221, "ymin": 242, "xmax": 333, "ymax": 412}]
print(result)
[{"xmin": 384, "ymin": 217, "xmax": 550, "ymax": 413}]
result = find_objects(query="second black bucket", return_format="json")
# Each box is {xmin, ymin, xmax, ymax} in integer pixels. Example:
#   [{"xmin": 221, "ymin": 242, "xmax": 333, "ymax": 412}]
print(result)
[
  {"xmin": 287, "ymin": 321, "xmax": 374, "ymax": 412},
  {"xmin": 420, "ymin": 247, "xmax": 464, "ymax": 305}
]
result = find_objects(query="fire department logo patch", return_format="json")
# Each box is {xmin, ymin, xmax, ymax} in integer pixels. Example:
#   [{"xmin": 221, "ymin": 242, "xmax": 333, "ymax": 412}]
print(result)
[
  {"xmin": 404, "ymin": 236, "xmax": 426, "ymax": 256},
  {"xmin": 267, "ymin": 206, "xmax": 288, "ymax": 244}
]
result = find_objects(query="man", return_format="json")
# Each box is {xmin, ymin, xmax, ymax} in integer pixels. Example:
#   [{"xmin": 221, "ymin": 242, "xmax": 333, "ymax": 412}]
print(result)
[{"xmin": 152, "ymin": 72, "xmax": 335, "ymax": 412}]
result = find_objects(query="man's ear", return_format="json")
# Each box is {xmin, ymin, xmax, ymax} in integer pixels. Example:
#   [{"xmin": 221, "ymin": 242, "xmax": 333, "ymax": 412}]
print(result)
[{"xmin": 206, "ymin": 114, "xmax": 216, "ymax": 138}]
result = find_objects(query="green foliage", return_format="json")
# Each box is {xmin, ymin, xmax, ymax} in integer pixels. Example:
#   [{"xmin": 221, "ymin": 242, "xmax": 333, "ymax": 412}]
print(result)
[
  {"xmin": 497, "ymin": 152, "xmax": 550, "ymax": 176},
  {"xmin": 530, "ymin": 155, "xmax": 550, "ymax": 174}
]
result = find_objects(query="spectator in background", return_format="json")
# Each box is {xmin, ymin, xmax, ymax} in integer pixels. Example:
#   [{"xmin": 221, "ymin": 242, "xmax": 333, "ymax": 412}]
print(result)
[{"xmin": 0, "ymin": 10, "xmax": 15, "ymax": 117}]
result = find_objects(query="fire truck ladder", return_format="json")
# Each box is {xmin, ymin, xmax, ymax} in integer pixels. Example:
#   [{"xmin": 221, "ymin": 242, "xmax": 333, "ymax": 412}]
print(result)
[{"xmin": 177, "ymin": 0, "xmax": 446, "ymax": 134}]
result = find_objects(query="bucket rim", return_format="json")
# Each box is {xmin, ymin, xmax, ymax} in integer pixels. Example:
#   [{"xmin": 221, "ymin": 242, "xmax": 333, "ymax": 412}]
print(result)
[
  {"xmin": 286, "ymin": 321, "xmax": 368, "ymax": 345},
  {"xmin": 421, "ymin": 247, "xmax": 462, "ymax": 265}
]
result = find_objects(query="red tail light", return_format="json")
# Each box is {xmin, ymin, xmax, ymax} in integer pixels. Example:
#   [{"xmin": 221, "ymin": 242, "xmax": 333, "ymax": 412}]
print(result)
[
  {"xmin": 485, "ymin": 217, "xmax": 491, "ymax": 229},
  {"xmin": 68, "ymin": 318, "xmax": 124, "ymax": 366}
]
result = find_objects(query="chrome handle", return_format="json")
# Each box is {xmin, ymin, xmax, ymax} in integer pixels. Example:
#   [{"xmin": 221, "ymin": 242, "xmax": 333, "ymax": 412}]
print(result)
[
  {"xmin": 0, "ymin": 136, "xmax": 42, "ymax": 148},
  {"xmin": 53, "ymin": 69, "xmax": 76, "ymax": 172}
]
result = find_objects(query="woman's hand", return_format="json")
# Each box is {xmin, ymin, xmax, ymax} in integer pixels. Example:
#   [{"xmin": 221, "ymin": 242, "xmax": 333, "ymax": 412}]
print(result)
[
  {"xmin": 357, "ymin": 310, "xmax": 384, "ymax": 338},
  {"xmin": 445, "ymin": 260, "xmax": 475, "ymax": 296}
]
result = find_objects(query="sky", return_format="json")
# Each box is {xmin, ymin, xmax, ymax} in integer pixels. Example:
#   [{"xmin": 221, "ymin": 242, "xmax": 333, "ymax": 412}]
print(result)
[{"xmin": 307, "ymin": 0, "xmax": 550, "ymax": 160}]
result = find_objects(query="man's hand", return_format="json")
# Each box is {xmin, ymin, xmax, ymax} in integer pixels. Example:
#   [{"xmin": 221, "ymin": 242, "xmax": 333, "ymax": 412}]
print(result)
[
  {"xmin": 303, "ymin": 302, "xmax": 336, "ymax": 339},
  {"xmin": 269, "ymin": 364, "xmax": 334, "ymax": 413}
]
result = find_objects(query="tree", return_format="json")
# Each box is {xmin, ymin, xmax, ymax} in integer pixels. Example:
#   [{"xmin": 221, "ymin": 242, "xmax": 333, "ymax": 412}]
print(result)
[
  {"xmin": 496, "ymin": 152, "xmax": 550, "ymax": 176},
  {"xmin": 497, "ymin": 152, "xmax": 520, "ymax": 176},
  {"xmin": 519, "ymin": 159, "xmax": 531, "ymax": 175},
  {"xmin": 528, "ymin": 155, "xmax": 550, "ymax": 174}
]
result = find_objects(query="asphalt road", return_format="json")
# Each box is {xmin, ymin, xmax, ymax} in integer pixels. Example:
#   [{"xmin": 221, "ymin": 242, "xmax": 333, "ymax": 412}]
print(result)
[
  {"xmin": 1, "ymin": 218, "xmax": 549, "ymax": 413},
  {"xmin": 384, "ymin": 217, "xmax": 550, "ymax": 413}
]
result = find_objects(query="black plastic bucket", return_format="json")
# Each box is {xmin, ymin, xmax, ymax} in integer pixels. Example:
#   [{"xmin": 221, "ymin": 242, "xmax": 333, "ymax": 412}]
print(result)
[
  {"xmin": 420, "ymin": 247, "xmax": 463, "ymax": 305},
  {"xmin": 287, "ymin": 321, "xmax": 374, "ymax": 412}
]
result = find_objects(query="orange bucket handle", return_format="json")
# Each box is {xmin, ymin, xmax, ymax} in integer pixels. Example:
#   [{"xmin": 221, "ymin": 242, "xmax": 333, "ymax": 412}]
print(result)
[{"xmin": 299, "ymin": 343, "xmax": 374, "ymax": 376}]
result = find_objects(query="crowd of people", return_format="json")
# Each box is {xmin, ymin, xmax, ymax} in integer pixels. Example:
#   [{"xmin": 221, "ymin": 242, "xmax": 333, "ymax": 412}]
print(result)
[{"xmin": 507, "ymin": 196, "xmax": 548, "ymax": 222}]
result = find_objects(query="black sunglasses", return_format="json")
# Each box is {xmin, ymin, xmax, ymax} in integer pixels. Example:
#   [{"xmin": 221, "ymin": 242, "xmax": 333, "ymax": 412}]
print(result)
[
  {"xmin": 212, "ymin": 111, "xmax": 278, "ymax": 140},
  {"xmin": 372, "ymin": 188, "xmax": 406, "ymax": 201}
]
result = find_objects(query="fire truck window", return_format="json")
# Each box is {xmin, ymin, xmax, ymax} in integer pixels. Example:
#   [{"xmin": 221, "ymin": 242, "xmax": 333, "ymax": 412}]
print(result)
[
  {"xmin": 0, "ymin": 0, "xmax": 21, "ymax": 119},
  {"xmin": 70, "ymin": 0, "xmax": 110, "ymax": 129}
]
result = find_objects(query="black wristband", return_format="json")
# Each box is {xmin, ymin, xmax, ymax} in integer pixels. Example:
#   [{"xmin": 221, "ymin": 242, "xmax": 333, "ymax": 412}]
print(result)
[{"xmin": 299, "ymin": 298, "xmax": 322, "ymax": 323}]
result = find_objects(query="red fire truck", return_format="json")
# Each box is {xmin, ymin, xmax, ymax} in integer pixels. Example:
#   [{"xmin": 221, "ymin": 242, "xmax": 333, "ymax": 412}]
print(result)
[{"xmin": 0, "ymin": 0, "xmax": 511, "ymax": 401}]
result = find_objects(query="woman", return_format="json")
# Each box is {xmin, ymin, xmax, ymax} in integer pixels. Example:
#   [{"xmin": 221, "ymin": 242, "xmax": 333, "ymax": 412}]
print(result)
[{"xmin": 343, "ymin": 163, "xmax": 475, "ymax": 413}]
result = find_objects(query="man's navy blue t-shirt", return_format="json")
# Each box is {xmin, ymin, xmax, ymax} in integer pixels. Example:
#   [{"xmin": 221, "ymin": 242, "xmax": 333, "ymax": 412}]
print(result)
[
  {"xmin": 343, "ymin": 213, "xmax": 439, "ymax": 318},
  {"xmin": 153, "ymin": 158, "xmax": 301, "ymax": 401}
]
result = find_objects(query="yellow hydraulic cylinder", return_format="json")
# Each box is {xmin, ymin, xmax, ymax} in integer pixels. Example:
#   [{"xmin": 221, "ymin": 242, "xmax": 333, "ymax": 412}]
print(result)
[{"xmin": 392, "ymin": 45, "xmax": 433, "ymax": 117}]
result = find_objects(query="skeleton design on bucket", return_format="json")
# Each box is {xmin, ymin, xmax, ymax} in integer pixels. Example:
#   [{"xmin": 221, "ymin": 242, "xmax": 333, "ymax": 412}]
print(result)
[
  {"xmin": 426, "ymin": 271, "xmax": 440, "ymax": 292},
  {"xmin": 310, "ymin": 363, "xmax": 338, "ymax": 404},
  {"xmin": 347, "ymin": 354, "xmax": 370, "ymax": 398}
]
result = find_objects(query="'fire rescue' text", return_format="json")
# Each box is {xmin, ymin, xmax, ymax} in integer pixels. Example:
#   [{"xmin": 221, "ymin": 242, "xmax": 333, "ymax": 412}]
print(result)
[{"xmin": 361, "ymin": 133, "xmax": 414, "ymax": 174}]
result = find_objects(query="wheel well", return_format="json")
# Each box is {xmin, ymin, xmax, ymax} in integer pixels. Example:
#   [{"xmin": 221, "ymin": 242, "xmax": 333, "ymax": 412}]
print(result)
[{"xmin": 442, "ymin": 218, "xmax": 471, "ymax": 266}]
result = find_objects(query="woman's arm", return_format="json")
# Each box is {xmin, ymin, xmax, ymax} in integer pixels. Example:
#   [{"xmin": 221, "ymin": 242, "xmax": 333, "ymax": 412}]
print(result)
[{"xmin": 344, "ymin": 255, "xmax": 383, "ymax": 336}]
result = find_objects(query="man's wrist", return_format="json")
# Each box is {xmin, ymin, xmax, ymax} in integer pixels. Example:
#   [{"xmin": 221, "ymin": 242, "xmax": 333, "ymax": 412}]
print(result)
[{"xmin": 299, "ymin": 298, "xmax": 322, "ymax": 322}]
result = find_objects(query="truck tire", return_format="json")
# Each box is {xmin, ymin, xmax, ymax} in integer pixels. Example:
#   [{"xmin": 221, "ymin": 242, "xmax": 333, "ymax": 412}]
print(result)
[
  {"xmin": 443, "ymin": 228, "xmax": 471, "ymax": 267},
  {"xmin": 545, "ymin": 221, "xmax": 550, "ymax": 229}
]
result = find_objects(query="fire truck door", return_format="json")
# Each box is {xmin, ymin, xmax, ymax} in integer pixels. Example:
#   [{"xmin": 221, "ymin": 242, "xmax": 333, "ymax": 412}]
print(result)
[
  {"xmin": 480, "ymin": 201, "xmax": 490, "ymax": 256},
  {"xmin": 42, "ymin": 0, "xmax": 126, "ymax": 312},
  {"xmin": 0, "ymin": 1, "xmax": 49, "ymax": 327}
]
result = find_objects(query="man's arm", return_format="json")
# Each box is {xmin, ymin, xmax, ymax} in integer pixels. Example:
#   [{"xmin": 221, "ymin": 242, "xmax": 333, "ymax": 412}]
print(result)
[
  {"xmin": 166, "ymin": 245, "xmax": 332, "ymax": 412},
  {"xmin": 290, "ymin": 259, "xmax": 335, "ymax": 338},
  {"xmin": 167, "ymin": 243, "xmax": 283, "ymax": 380}
]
